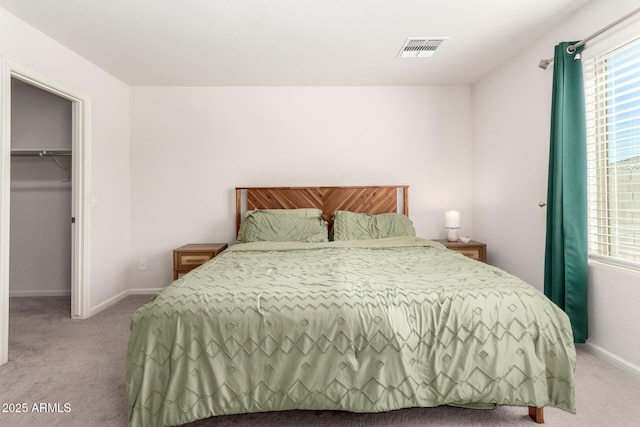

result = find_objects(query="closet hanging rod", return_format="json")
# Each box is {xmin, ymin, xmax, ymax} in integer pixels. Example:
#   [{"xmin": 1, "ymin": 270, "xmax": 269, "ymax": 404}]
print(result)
[{"xmin": 10, "ymin": 149, "xmax": 72, "ymax": 157}]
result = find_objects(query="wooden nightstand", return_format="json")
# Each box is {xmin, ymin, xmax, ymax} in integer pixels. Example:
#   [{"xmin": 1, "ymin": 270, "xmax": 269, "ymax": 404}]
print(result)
[
  {"xmin": 173, "ymin": 243, "xmax": 228, "ymax": 279},
  {"xmin": 434, "ymin": 239, "xmax": 487, "ymax": 263}
]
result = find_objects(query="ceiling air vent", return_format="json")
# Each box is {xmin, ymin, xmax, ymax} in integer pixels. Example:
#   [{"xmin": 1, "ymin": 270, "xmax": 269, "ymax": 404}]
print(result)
[{"xmin": 397, "ymin": 37, "xmax": 448, "ymax": 58}]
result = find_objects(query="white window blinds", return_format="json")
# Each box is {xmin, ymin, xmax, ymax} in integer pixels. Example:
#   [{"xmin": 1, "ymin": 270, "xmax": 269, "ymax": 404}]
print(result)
[{"xmin": 584, "ymin": 36, "xmax": 640, "ymax": 267}]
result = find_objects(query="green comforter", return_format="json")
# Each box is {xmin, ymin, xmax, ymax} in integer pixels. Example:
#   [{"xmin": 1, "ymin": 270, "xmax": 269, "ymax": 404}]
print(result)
[{"xmin": 127, "ymin": 237, "xmax": 575, "ymax": 426}]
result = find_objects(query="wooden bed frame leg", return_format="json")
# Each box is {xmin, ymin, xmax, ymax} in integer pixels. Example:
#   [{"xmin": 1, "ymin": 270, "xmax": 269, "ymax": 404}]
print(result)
[{"xmin": 528, "ymin": 406, "xmax": 544, "ymax": 424}]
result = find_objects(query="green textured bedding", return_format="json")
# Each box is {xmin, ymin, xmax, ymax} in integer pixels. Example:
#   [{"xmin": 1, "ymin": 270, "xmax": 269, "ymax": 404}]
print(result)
[{"xmin": 127, "ymin": 237, "xmax": 575, "ymax": 427}]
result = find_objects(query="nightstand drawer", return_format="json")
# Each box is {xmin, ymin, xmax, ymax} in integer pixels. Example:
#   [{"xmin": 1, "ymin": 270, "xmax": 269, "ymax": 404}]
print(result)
[
  {"xmin": 432, "ymin": 239, "xmax": 487, "ymax": 263},
  {"xmin": 456, "ymin": 248, "xmax": 482, "ymax": 261},
  {"xmin": 173, "ymin": 243, "xmax": 228, "ymax": 279},
  {"xmin": 176, "ymin": 253, "xmax": 213, "ymax": 269}
]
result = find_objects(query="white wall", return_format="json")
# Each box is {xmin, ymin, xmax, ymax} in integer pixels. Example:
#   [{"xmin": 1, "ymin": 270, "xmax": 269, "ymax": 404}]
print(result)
[
  {"xmin": 130, "ymin": 86, "xmax": 473, "ymax": 290},
  {"xmin": 472, "ymin": 0, "xmax": 640, "ymax": 371},
  {"xmin": 471, "ymin": 45, "xmax": 551, "ymax": 285},
  {"xmin": 10, "ymin": 79, "xmax": 72, "ymax": 296},
  {"xmin": 0, "ymin": 7, "xmax": 131, "ymax": 311}
]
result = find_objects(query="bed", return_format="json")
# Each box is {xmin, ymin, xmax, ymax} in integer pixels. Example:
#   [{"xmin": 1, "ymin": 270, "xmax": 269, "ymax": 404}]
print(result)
[{"xmin": 127, "ymin": 185, "xmax": 576, "ymax": 426}]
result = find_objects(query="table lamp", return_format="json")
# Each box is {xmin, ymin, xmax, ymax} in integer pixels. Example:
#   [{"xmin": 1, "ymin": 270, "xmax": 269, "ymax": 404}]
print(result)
[{"xmin": 445, "ymin": 210, "xmax": 460, "ymax": 242}]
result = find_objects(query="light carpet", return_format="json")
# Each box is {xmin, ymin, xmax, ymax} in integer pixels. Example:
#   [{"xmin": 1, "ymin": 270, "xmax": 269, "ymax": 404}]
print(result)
[{"xmin": 1, "ymin": 296, "xmax": 639, "ymax": 426}]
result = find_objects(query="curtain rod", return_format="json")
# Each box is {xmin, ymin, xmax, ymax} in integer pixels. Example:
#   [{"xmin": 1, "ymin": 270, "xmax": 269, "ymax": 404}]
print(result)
[{"xmin": 538, "ymin": 6, "xmax": 640, "ymax": 70}]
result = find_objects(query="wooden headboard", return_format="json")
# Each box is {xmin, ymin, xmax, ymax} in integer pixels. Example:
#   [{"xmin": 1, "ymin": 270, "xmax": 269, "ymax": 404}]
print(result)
[{"xmin": 235, "ymin": 186, "xmax": 409, "ymax": 235}]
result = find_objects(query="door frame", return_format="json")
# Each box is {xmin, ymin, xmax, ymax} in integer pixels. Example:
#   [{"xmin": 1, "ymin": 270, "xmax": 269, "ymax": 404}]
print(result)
[{"xmin": 0, "ymin": 58, "xmax": 91, "ymax": 366}]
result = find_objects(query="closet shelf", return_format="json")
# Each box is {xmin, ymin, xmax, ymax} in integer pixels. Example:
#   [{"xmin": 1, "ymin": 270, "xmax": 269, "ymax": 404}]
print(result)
[
  {"xmin": 11, "ymin": 149, "xmax": 71, "ymax": 178},
  {"xmin": 11, "ymin": 149, "xmax": 72, "ymax": 157}
]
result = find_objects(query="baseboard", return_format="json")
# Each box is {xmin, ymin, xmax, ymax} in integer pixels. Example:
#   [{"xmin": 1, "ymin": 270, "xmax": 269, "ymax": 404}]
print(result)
[
  {"xmin": 88, "ymin": 288, "xmax": 164, "ymax": 317},
  {"xmin": 582, "ymin": 342, "xmax": 640, "ymax": 380},
  {"xmin": 129, "ymin": 288, "xmax": 164, "ymax": 295},
  {"xmin": 9, "ymin": 290, "xmax": 71, "ymax": 297},
  {"xmin": 89, "ymin": 289, "xmax": 131, "ymax": 317}
]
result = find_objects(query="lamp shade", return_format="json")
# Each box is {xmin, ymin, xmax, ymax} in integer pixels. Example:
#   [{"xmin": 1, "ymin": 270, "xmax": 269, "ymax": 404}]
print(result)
[{"xmin": 445, "ymin": 210, "xmax": 460, "ymax": 228}]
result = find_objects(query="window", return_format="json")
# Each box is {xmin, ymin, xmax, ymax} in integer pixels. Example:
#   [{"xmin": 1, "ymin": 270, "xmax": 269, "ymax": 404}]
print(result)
[{"xmin": 584, "ymin": 36, "xmax": 640, "ymax": 267}]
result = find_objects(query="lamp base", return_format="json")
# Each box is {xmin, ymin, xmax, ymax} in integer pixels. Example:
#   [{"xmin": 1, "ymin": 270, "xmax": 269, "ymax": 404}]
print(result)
[{"xmin": 446, "ymin": 228, "xmax": 459, "ymax": 242}]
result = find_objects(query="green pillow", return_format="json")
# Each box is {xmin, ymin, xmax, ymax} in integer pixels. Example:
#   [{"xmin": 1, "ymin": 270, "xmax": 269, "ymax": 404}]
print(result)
[
  {"xmin": 237, "ymin": 209, "xmax": 328, "ymax": 243},
  {"xmin": 332, "ymin": 210, "xmax": 415, "ymax": 241}
]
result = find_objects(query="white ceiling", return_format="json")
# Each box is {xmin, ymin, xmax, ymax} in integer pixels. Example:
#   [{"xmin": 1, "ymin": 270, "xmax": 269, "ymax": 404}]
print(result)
[{"xmin": 0, "ymin": 0, "xmax": 592, "ymax": 86}]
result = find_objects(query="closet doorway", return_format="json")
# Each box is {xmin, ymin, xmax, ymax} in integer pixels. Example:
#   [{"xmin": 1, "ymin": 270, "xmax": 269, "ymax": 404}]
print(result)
[
  {"xmin": 0, "ymin": 61, "xmax": 90, "ymax": 366},
  {"xmin": 10, "ymin": 78, "xmax": 73, "ymax": 301}
]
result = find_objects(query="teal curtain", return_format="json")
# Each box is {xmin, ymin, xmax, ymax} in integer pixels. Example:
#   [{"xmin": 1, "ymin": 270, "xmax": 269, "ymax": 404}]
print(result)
[{"xmin": 544, "ymin": 41, "xmax": 588, "ymax": 343}]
